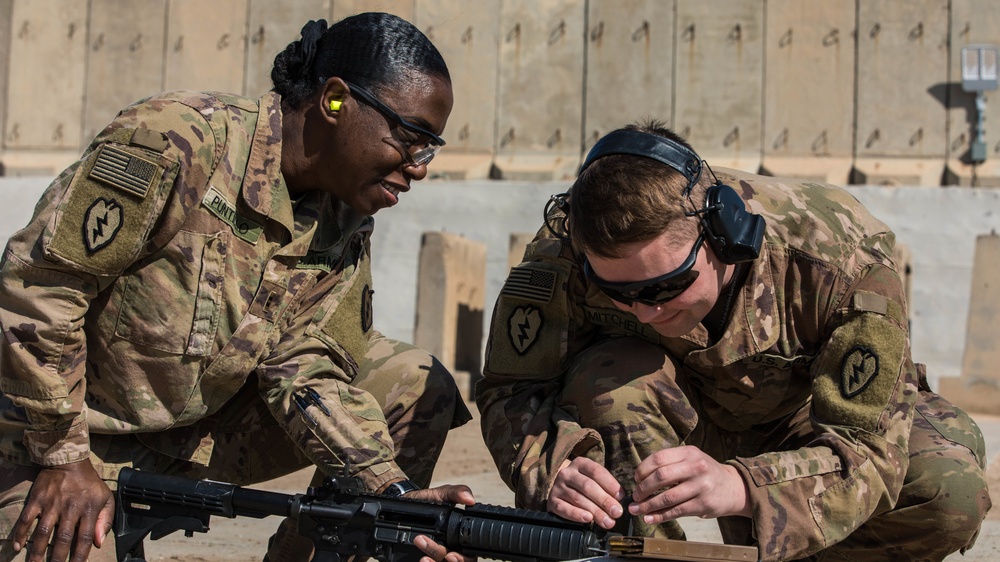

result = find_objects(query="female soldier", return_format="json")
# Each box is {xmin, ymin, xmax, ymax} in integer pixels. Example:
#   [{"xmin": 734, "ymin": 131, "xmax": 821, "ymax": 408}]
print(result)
[{"xmin": 0, "ymin": 13, "xmax": 471, "ymax": 562}]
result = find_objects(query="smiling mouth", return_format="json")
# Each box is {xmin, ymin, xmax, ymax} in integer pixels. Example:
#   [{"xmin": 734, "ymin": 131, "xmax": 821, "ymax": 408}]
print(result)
[{"xmin": 381, "ymin": 181, "xmax": 403, "ymax": 203}]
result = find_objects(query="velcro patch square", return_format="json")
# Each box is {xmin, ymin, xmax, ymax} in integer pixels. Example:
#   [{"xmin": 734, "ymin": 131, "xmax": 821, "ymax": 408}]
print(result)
[{"xmin": 88, "ymin": 145, "xmax": 158, "ymax": 198}]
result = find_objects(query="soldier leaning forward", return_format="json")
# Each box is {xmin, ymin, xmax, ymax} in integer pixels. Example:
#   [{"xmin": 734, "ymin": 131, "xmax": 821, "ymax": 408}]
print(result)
[
  {"xmin": 477, "ymin": 123, "xmax": 990, "ymax": 562},
  {"xmin": 0, "ymin": 14, "xmax": 471, "ymax": 562}
]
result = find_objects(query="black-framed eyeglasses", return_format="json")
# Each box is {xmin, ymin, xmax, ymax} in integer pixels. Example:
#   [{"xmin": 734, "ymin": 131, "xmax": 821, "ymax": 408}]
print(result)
[
  {"xmin": 583, "ymin": 231, "xmax": 706, "ymax": 306},
  {"xmin": 343, "ymin": 80, "xmax": 445, "ymax": 166}
]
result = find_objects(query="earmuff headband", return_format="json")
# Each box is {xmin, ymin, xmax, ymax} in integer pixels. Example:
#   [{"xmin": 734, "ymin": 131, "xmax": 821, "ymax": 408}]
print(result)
[{"xmin": 580, "ymin": 129, "xmax": 704, "ymax": 193}]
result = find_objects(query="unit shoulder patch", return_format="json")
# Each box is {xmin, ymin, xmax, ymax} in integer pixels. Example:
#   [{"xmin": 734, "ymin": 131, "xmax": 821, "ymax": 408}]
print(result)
[
  {"xmin": 83, "ymin": 198, "xmax": 124, "ymax": 252},
  {"xmin": 508, "ymin": 306, "xmax": 543, "ymax": 355},
  {"xmin": 45, "ymin": 143, "xmax": 175, "ymax": 275},
  {"xmin": 841, "ymin": 346, "xmax": 879, "ymax": 398}
]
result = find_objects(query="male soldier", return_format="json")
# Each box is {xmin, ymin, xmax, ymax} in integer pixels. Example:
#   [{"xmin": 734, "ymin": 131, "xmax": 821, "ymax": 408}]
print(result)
[{"xmin": 477, "ymin": 122, "xmax": 990, "ymax": 561}]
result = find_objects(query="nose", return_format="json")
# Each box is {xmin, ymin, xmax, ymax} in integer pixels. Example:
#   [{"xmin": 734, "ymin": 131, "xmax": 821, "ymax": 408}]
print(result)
[{"xmin": 403, "ymin": 160, "xmax": 429, "ymax": 181}]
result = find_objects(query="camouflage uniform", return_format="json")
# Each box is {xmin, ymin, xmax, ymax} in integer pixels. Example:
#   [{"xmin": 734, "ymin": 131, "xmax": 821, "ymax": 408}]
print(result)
[
  {"xmin": 0, "ymin": 91, "xmax": 469, "ymax": 559},
  {"xmin": 477, "ymin": 168, "xmax": 990, "ymax": 561}
]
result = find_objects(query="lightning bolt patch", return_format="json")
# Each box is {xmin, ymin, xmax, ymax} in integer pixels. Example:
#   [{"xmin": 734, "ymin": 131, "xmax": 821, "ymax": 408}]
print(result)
[
  {"xmin": 83, "ymin": 197, "xmax": 124, "ymax": 253},
  {"xmin": 508, "ymin": 306, "xmax": 542, "ymax": 355},
  {"xmin": 840, "ymin": 346, "xmax": 879, "ymax": 398}
]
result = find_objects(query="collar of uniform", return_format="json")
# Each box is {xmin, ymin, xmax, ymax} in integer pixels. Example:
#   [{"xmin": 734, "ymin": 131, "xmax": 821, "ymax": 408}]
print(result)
[
  {"xmin": 680, "ymin": 244, "xmax": 780, "ymax": 366},
  {"xmin": 240, "ymin": 91, "xmax": 296, "ymax": 236},
  {"xmin": 305, "ymin": 195, "xmax": 374, "ymax": 255}
]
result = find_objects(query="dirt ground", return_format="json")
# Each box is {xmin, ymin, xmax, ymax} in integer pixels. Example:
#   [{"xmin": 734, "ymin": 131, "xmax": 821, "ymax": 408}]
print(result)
[{"xmin": 138, "ymin": 404, "xmax": 1000, "ymax": 562}]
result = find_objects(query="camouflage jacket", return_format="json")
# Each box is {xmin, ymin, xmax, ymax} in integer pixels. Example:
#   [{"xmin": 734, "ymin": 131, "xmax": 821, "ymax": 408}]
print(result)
[
  {"xmin": 478, "ymin": 168, "xmax": 916, "ymax": 560},
  {"xmin": 0, "ymin": 91, "xmax": 408, "ymax": 491}
]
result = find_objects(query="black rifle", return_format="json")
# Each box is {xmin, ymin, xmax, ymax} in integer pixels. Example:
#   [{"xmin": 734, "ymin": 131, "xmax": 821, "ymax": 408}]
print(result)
[{"xmin": 114, "ymin": 467, "xmax": 616, "ymax": 562}]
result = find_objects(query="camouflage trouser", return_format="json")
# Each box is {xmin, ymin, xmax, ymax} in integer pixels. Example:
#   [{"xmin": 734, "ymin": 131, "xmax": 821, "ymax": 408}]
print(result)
[
  {"xmin": 0, "ymin": 336, "xmax": 470, "ymax": 562},
  {"xmin": 558, "ymin": 337, "xmax": 990, "ymax": 562}
]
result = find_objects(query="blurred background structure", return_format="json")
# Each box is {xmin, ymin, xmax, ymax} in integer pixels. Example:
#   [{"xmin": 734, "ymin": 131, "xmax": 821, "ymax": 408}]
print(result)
[
  {"xmin": 0, "ymin": 0, "xmax": 999, "ymax": 411},
  {"xmin": 1, "ymin": 0, "xmax": 999, "ymax": 185}
]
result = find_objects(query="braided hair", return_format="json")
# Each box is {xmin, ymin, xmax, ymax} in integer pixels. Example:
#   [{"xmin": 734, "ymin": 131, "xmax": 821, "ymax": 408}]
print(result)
[{"xmin": 272, "ymin": 12, "xmax": 450, "ymax": 109}]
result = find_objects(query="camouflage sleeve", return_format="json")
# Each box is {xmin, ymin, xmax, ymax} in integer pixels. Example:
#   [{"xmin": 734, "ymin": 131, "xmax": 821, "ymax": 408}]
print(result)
[
  {"xmin": 0, "ymin": 95, "xmax": 222, "ymax": 465},
  {"xmin": 729, "ymin": 240, "xmax": 916, "ymax": 561},
  {"xmin": 476, "ymin": 230, "xmax": 603, "ymax": 509},
  {"xmin": 255, "ymin": 241, "xmax": 408, "ymax": 492}
]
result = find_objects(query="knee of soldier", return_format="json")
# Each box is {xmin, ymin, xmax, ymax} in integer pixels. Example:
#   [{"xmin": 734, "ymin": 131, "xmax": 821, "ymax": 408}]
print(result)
[
  {"xmin": 906, "ymin": 456, "xmax": 991, "ymax": 548},
  {"xmin": 560, "ymin": 338, "xmax": 691, "ymax": 431}
]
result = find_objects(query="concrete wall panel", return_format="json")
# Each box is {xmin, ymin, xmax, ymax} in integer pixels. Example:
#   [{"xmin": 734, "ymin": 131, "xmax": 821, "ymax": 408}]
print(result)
[
  {"xmin": 938, "ymin": 232, "xmax": 1000, "ymax": 414},
  {"xmin": 0, "ymin": 0, "xmax": 11, "ymax": 165},
  {"xmin": 413, "ymin": 231, "xmax": 486, "ymax": 378},
  {"xmin": 673, "ymin": 0, "xmax": 763, "ymax": 171},
  {"xmin": 493, "ymin": 0, "xmax": 586, "ymax": 179},
  {"xmin": 332, "ymin": 0, "xmax": 414, "ymax": 21},
  {"xmin": 763, "ymin": 0, "xmax": 854, "ymax": 159},
  {"xmin": 415, "ymin": 0, "xmax": 499, "ymax": 154},
  {"xmin": 5, "ymin": 0, "xmax": 88, "ymax": 150},
  {"xmin": 83, "ymin": 0, "xmax": 168, "ymax": 145},
  {"xmin": 584, "ymin": 0, "xmax": 675, "ymax": 149},
  {"xmin": 164, "ymin": 0, "xmax": 248, "ymax": 94},
  {"xmin": 855, "ymin": 0, "xmax": 949, "ymax": 158},
  {"xmin": 246, "ymin": 0, "xmax": 330, "ymax": 98}
]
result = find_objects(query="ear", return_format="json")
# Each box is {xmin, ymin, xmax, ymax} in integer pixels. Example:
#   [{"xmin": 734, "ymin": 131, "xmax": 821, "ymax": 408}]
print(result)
[{"xmin": 319, "ymin": 77, "xmax": 349, "ymax": 124}]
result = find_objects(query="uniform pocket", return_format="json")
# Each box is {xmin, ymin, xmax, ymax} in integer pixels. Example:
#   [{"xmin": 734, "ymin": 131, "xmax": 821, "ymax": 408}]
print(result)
[{"xmin": 113, "ymin": 230, "xmax": 227, "ymax": 355}]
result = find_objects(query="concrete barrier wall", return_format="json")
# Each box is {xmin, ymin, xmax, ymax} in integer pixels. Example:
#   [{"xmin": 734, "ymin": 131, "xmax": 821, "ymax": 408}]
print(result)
[{"xmin": 3, "ymin": 0, "xmax": 1000, "ymax": 185}]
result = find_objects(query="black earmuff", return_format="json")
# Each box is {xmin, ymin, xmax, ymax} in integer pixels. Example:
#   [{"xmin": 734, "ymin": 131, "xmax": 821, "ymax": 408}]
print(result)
[
  {"xmin": 702, "ymin": 182, "xmax": 766, "ymax": 264},
  {"xmin": 579, "ymin": 129, "xmax": 765, "ymax": 264}
]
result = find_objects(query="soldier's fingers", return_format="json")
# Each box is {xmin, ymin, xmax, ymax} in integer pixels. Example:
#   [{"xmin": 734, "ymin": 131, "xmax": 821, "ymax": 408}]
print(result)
[
  {"xmin": 634, "ymin": 451, "xmax": 706, "ymax": 502},
  {"xmin": 569, "ymin": 477, "xmax": 624, "ymax": 524},
  {"xmin": 11, "ymin": 501, "xmax": 41, "ymax": 551},
  {"xmin": 25, "ymin": 512, "xmax": 57, "ymax": 562},
  {"xmin": 445, "ymin": 485, "xmax": 476, "ymax": 506},
  {"xmin": 414, "ymin": 484, "xmax": 476, "ymax": 507},
  {"xmin": 633, "ymin": 463, "xmax": 688, "ymax": 502},
  {"xmin": 631, "ymin": 481, "xmax": 699, "ymax": 520},
  {"xmin": 49, "ymin": 519, "xmax": 86, "ymax": 562},
  {"xmin": 571, "ymin": 458, "xmax": 624, "ymax": 498},
  {"xmin": 444, "ymin": 552, "xmax": 474, "ymax": 562},
  {"xmin": 549, "ymin": 487, "xmax": 620, "ymax": 529},
  {"xmin": 634, "ymin": 446, "xmax": 692, "ymax": 484},
  {"xmin": 93, "ymin": 496, "xmax": 116, "ymax": 548},
  {"xmin": 414, "ymin": 534, "xmax": 447, "ymax": 561},
  {"xmin": 69, "ymin": 512, "xmax": 98, "ymax": 562}
]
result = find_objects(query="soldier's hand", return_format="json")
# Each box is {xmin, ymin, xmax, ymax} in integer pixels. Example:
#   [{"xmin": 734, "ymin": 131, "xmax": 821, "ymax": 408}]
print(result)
[
  {"xmin": 406, "ymin": 485, "xmax": 477, "ymax": 562},
  {"xmin": 548, "ymin": 457, "xmax": 625, "ymax": 530},
  {"xmin": 630, "ymin": 445, "xmax": 751, "ymax": 523},
  {"xmin": 13, "ymin": 460, "xmax": 115, "ymax": 562}
]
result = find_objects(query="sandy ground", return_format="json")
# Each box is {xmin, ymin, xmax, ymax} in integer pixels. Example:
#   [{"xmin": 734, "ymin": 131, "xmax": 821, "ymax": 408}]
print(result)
[{"xmin": 136, "ymin": 405, "xmax": 1000, "ymax": 562}]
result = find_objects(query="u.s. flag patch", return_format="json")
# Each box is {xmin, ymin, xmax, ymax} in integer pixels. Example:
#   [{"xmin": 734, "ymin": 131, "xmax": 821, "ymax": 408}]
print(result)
[
  {"xmin": 88, "ymin": 145, "xmax": 159, "ymax": 198},
  {"xmin": 501, "ymin": 265, "xmax": 556, "ymax": 303}
]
